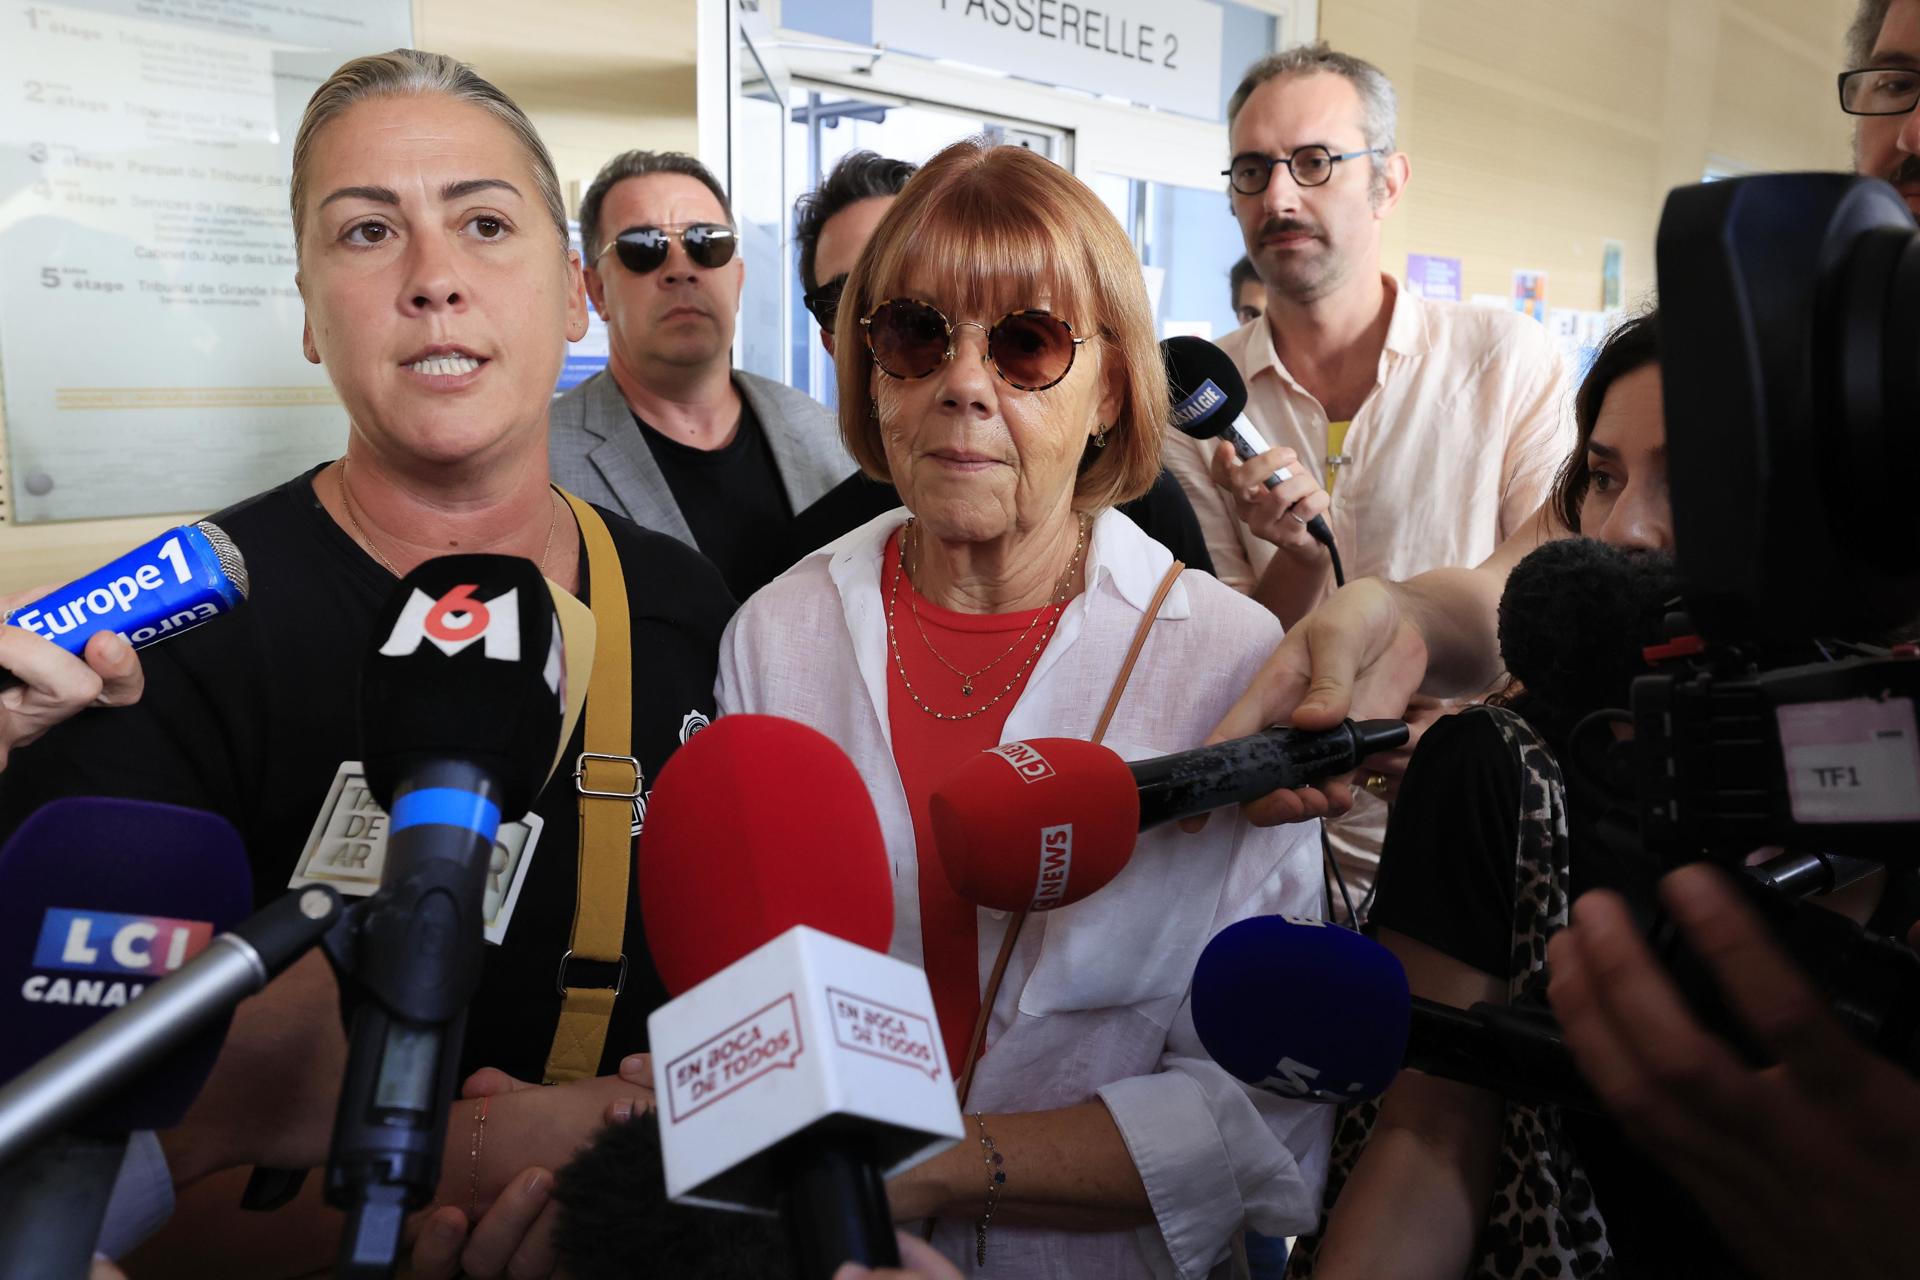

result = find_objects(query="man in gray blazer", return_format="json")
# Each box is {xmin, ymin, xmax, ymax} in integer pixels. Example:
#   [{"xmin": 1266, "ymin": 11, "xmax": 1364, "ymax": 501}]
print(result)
[{"xmin": 551, "ymin": 150, "xmax": 853, "ymax": 600}]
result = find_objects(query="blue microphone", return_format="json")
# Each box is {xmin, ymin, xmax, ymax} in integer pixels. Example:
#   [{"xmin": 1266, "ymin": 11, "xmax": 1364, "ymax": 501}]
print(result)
[
  {"xmin": 3, "ymin": 522, "xmax": 249, "ymax": 662},
  {"xmin": 1192, "ymin": 916, "xmax": 1597, "ymax": 1110}
]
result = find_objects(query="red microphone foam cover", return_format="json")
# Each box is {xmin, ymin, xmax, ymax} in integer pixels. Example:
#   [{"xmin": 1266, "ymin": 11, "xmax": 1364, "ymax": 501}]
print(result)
[
  {"xmin": 929, "ymin": 738, "xmax": 1140, "ymax": 913},
  {"xmin": 638, "ymin": 715, "xmax": 894, "ymax": 995}
]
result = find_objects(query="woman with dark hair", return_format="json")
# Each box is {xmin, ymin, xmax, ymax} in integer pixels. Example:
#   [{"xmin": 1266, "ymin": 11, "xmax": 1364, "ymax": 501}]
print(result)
[{"xmin": 1283, "ymin": 310, "xmax": 1703, "ymax": 1278}]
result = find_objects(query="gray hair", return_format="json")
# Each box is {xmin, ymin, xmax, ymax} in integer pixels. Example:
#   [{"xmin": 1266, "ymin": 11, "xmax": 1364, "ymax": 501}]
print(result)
[
  {"xmin": 1848, "ymin": 0, "xmax": 1892, "ymax": 68},
  {"xmin": 578, "ymin": 151, "xmax": 733, "ymax": 266},
  {"xmin": 1227, "ymin": 42, "xmax": 1397, "ymax": 202},
  {"xmin": 289, "ymin": 49, "xmax": 568, "ymax": 259}
]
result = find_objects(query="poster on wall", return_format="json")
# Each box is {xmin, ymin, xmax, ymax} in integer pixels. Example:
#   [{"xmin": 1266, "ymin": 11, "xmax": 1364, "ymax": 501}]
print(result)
[
  {"xmin": 873, "ymin": 0, "xmax": 1225, "ymax": 121},
  {"xmin": 1601, "ymin": 239, "xmax": 1624, "ymax": 310},
  {"xmin": 0, "ymin": 0, "xmax": 412, "ymax": 523},
  {"xmin": 1405, "ymin": 253, "xmax": 1461, "ymax": 302},
  {"xmin": 1511, "ymin": 270, "xmax": 1548, "ymax": 322}
]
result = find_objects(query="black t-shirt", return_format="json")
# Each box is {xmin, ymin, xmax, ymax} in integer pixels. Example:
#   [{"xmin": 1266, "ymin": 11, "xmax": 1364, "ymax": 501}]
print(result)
[
  {"xmin": 0, "ymin": 466, "xmax": 736, "ymax": 1080},
  {"xmin": 636, "ymin": 405, "xmax": 796, "ymax": 600},
  {"xmin": 786, "ymin": 466, "xmax": 1217, "ymax": 577}
]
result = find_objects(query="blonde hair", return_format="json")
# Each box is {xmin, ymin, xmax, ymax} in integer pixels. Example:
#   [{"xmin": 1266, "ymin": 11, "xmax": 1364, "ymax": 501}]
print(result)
[
  {"xmin": 289, "ymin": 49, "xmax": 567, "ymax": 259},
  {"xmin": 834, "ymin": 140, "xmax": 1166, "ymax": 511}
]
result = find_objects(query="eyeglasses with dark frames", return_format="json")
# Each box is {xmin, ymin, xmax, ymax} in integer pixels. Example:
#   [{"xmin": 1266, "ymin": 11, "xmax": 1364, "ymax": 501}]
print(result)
[
  {"xmin": 1222, "ymin": 146, "xmax": 1386, "ymax": 196},
  {"xmin": 1839, "ymin": 66, "xmax": 1920, "ymax": 116}
]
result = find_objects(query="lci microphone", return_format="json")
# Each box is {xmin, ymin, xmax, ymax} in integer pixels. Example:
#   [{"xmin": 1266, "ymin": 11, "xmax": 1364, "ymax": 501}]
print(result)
[
  {"xmin": 326, "ymin": 555, "xmax": 569, "ymax": 1279},
  {"xmin": 2, "ymin": 522, "xmax": 249, "ymax": 669},
  {"xmin": 931, "ymin": 719, "xmax": 1407, "ymax": 913},
  {"xmin": 1191, "ymin": 916, "xmax": 1596, "ymax": 1111},
  {"xmin": 639, "ymin": 715, "xmax": 964, "ymax": 1280},
  {"xmin": 0, "ymin": 798, "xmax": 252, "ymax": 1278}
]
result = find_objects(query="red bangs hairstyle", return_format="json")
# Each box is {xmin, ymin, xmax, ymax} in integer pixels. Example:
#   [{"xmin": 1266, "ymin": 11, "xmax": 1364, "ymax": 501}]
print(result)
[{"xmin": 833, "ymin": 139, "xmax": 1166, "ymax": 510}]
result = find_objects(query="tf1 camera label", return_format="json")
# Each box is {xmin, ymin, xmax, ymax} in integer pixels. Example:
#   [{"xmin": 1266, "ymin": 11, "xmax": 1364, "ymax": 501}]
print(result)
[
  {"xmin": 1777, "ymin": 698, "xmax": 1920, "ymax": 824},
  {"xmin": 664, "ymin": 994, "xmax": 804, "ymax": 1124},
  {"xmin": 827, "ymin": 987, "xmax": 942, "ymax": 1079}
]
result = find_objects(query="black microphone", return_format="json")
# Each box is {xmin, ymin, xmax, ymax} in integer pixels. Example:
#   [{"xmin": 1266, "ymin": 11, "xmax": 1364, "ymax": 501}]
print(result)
[
  {"xmin": 1163, "ymin": 335, "xmax": 1343, "ymax": 582},
  {"xmin": 0, "ymin": 798, "xmax": 253, "ymax": 1277},
  {"xmin": 325, "ymin": 556, "xmax": 567, "ymax": 1278}
]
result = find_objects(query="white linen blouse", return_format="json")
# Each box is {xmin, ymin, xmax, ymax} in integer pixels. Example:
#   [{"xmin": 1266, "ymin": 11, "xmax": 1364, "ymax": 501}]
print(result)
[{"xmin": 715, "ymin": 507, "xmax": 1332, "ymax": 1280}]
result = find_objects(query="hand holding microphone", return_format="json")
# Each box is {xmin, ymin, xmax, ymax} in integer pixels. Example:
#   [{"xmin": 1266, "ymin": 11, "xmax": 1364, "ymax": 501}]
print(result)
[{"xmin": 1207, "ymin": 442, "xmax": 1332, "ymax": 556}]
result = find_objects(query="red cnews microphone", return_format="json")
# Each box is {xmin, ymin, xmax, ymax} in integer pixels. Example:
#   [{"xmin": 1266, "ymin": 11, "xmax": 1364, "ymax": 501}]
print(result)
[{"xmin": 638, "ymin": 715, "xmax": 964, "ymax": 1280}]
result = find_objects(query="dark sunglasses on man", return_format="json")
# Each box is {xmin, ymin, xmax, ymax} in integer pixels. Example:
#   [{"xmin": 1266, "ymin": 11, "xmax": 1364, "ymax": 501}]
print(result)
[
  {"xmin": 596, "ymin": 222, "xmax": 738, "ymax": 275},
  {"xmin": 803, "ymin": 274, "xmax": 847, "ymax": 330}
]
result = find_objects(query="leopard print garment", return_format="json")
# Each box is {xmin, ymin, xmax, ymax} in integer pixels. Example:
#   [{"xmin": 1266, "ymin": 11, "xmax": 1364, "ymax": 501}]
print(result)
[{"xmin": 1286, "ymin": 705, "xmax": 1613, "ymax": 1279}]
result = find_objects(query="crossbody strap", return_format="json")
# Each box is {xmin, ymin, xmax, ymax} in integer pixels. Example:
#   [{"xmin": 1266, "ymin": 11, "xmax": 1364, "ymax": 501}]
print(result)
[
  {"xmin": 954, "ymin": 558, "xmax": 1185, "ymax": 1108},
  {"xmin": 543, "ymin": 493, "xmax": 637, "ymax": 1084}
]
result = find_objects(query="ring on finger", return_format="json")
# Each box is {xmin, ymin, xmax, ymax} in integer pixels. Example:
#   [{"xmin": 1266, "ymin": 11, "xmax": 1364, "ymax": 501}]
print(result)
[{"xmin": 1363, "ymin": 772, "xmax": 1390, "ymax": 795}]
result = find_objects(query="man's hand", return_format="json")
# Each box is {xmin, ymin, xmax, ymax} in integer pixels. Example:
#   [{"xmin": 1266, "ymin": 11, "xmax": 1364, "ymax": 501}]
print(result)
[
  {"xmin": 1198, "ymin": 576, "xmax": 1429, "ymax": 826},
  {"xmin": 1547, "ymin": 866, "xmax": 1920, "ymax": 1280},
  {"xmin": 0, "ymin": 584, "xmax": 145, "ymax": 769},
  {"xmin": 1209, "ymin": 440, "xmax": 1331, "ymax": 553}
]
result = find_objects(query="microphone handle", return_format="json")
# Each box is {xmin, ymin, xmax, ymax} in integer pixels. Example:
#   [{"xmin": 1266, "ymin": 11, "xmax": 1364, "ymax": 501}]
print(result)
[
  {"xmin": 1128, "ymin": 719, "xmax": 1409, "ymax": 829},
  {"xmin": 1405, "ymin": 997, "xmax": 1598, "ymax": 1112},
  {"xmin": 1221, "ymin": 417, "xmax": 1341, "ymax": 564},
  {"xmin": 776, "ymin": 1134, "xmax": 902, "ymax": 1280},
  {"xmin": 0, "ymin": 1132, "xmax": 127, "ymax": 1280},
  {"xmin": 327, "ymin": 760, "xmax": 501, "ymax": 1278}
]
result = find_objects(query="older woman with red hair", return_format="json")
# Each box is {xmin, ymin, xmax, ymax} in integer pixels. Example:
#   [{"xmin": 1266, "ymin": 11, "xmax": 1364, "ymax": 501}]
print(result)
[{"xmin": 718, "ymin": 140, "xmax": 1331, "ymax": 1278}]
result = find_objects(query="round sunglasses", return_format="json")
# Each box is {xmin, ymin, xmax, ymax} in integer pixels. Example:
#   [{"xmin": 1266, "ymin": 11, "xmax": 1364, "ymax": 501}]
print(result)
[
  {"xmin": 860, "ymin": 297, "xmax": 1093, "ymax": 392},
  {"xmin": 597, "ymin": 223, "xmax": 738, "ymax": 275}
]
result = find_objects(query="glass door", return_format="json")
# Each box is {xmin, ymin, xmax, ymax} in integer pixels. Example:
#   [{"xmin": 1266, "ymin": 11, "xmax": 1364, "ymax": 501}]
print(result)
[{"xmin": 732, "ymin": 15, "xmax": 792, "ymax": 384}]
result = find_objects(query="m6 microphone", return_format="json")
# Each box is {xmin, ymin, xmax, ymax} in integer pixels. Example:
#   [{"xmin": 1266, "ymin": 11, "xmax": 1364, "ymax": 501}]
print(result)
[
  {"xmin": 1163, "ymin": 335, "xmax": 1342, "ymax": 580},
  {"xmin": 0, "ymin": 798, "xmax": 252, "ymax": 1278},
  {"xmin": 639, "ymin": 715, "xmax": 963, "ymax": 1280},
  {"xmin": 931, "ymin": 720, "xmax": 1408, "ymax": 912},
  {"xmin": 1191, "ymin": 916, "xmax": 1597, "ymax": 1111},
  {"xmin": 326, "ymin": 555, "xmax": 567, "ymax": 1279},
  {"xmin": 1, "ymin": 522, "xmax": 249, "ymax": 683}
]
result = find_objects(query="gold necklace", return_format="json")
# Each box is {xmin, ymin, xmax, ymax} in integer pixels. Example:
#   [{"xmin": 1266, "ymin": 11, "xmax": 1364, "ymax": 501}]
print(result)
[
  {"xmin": 887, "ymin": 512, "xmax": 1089, "ymax": 721},
  {"xmin": 337, "ymin": 458, "xmax": 558, "ymax": 578},
  {"xmin": 905, "ymin": 521, "xmax": 1058, "ymax": 697}
]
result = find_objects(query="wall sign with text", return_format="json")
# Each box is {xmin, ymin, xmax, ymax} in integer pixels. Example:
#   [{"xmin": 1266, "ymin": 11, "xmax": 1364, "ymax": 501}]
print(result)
[
  {"xmin": 0, "ymin": 0, "xmax": 411, "ymax": 523},
  {"xmin": 874, "ymin": 0, "xmax": 1225, "ymax": 121}
]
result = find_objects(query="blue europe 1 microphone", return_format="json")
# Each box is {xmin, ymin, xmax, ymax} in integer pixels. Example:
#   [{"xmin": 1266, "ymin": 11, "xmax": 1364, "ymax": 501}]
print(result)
[
  {"xmin": 0, "ymin": 522, "xmax": 249, "ymax": 683},
  {"xmin": 1192, "ymin": 916, "xmax": 1597, "ymax": 1110},
  {"xmin": 326, "ymin": 555, "xmax": 567, "ymax": 1280},
  {"xmin": 1162, "ymin": 336, "xmax": 1344, "ymax": 585},
  {"xmin": 0, "ymin": 798, "xmax": 252, "ymax": 1279}
]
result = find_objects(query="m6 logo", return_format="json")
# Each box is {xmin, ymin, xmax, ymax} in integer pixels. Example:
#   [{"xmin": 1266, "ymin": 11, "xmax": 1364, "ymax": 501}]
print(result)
[{"xmin": 379, "ymin": 584, "xmax": 521, "ymax": 660}]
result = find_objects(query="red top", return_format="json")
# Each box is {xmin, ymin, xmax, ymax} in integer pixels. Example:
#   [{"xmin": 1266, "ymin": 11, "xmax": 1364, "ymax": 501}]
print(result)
[{"xmin": 882, "ymin": 529, "xmax": 1060, "ymax": 1076}]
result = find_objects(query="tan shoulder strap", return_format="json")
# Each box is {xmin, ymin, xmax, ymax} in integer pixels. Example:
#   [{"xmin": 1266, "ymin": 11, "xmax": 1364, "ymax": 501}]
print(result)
[
  {"xmin": 954, "ymin": 559, "xmax": 1185, "ymax": 1107},
  {"xmin": 543, "ymin": 492, "xmax": 637, "ymax": 1083}
]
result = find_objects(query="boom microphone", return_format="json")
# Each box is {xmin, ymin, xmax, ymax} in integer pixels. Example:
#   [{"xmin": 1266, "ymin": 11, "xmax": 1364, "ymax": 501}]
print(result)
[
  {"xmin": 1, "ymin": 522, "xmax": 248, "ymax": 682},
  {"xmin": 931, "ymin": 720, "xmax": 1408, "ymax": 912},
  {"xmin": 327, "ymin": 555, "xmax": 568, "ymax": 1278},
  {"xmin": 639, "ymin": 715, "xmax": 962, "ymax": 1280},
  {"xmin": 1163, "ymin": 336, "xmax": 1342, "ymax": 579},
  {"xmin": 0, "ymin": 798, "xmax": 252, "ymax": 1277},
  {"xmin": 1192, "ymin": 916, "xmax": 1596, "ymax": 1110}
]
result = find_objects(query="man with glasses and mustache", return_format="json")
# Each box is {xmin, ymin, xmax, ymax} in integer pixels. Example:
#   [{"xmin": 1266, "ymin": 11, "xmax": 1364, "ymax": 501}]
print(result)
[
  {"xmin": 1847, "ymin": 0, "xmax": 1920, "ymax": 218},
  {"xmin": 551, "ymin": 150, "xmax": 853, "ymax": 600},
  {"xmin": 1163, "ymin": 42, "xmax": 1573, "ymax": 921}
]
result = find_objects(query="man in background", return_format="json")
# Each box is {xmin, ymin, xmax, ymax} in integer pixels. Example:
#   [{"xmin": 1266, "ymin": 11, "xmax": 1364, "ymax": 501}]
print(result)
[
  {"xmin": 1230, "ymin": 254, "xmax": 1264, "ymax": 327},
  {"xmin": 1166, "ymin": 44, "xmax": 1572, "ymax": 914},
  {"xmin": 551, "ymin": 151, "xmax": 853, "ymax": 601}
]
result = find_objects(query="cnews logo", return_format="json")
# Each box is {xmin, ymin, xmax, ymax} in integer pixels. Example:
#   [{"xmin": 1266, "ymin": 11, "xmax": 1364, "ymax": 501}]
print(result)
[
  {"xmin": 1031, "ymin": 824, "xmax": 1073, "ymax": 910},
  {"xmin": 989, "ymin": 741, "xmax": 1055, "ymax": 783},
  {"xmin": 380, "ymin": 584, "xmax": 521, "ymax": 661}
]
